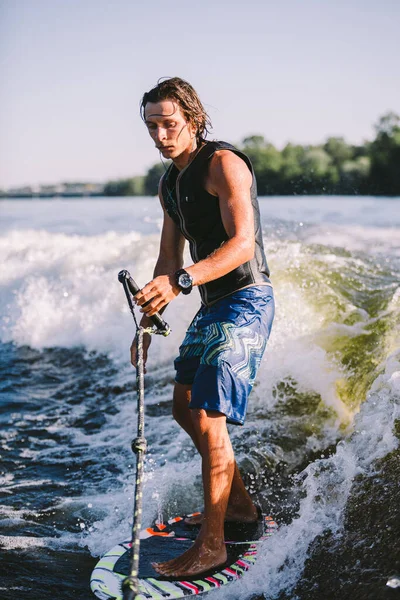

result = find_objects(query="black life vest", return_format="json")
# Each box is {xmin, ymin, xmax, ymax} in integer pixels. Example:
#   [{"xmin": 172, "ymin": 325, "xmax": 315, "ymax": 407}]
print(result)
[{"xmin": 161, "ymin": 140, "xmax": 271, "ymax": 305}]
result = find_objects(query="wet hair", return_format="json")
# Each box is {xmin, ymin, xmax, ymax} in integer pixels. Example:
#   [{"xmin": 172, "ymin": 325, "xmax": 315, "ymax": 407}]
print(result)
[{"xmin": 140, "ymin": 77, "xmax": 212, "ymax": 141}]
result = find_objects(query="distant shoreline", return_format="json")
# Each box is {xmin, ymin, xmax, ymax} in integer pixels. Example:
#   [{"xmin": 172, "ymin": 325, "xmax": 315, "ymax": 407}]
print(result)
[
  {"xmin": 2, "ymin": 194, "xmax": 399, "ymax": 200},
  {"xmin": 1, "ymin": 193, "xmax": 106, "ymax": 199}
]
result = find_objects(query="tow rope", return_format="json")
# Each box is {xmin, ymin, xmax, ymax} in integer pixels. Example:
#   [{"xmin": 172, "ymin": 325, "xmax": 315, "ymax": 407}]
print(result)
[{"xmin": 118, "ymin": 270, "xmax": 171, "ymax": 600}]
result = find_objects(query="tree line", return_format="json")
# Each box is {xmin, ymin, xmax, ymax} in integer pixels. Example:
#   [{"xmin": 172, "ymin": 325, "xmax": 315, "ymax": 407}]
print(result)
[{"xmin": 104, "ymin": 112, "xmax": 400, "ymax": 197}]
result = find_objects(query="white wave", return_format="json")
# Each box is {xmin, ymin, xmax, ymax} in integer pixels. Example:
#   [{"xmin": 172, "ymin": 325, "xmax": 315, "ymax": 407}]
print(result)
[
  {"xmin": 223, "ymin": 351, "xmax": 400, "ymax": 599},
  {"xmin": 302, "ymin": 223, "xmax": 400, "ymax": 256},
  {"xmin": 0, "ymin": 534, "xmax": 78, "ymax": 550},
  {"xmin": 0, "ymin": 228, "xmax": 196, "ymax": 363},
  {"xmin": 0, "ymin": 229, "xmax": 356, "ymax": 415}
]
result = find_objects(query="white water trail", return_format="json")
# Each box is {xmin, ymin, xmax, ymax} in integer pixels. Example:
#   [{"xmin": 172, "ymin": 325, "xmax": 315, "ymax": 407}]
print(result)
[{"xmin": 224, "ymin": 352, "xmax": 400, "ymax": 599}]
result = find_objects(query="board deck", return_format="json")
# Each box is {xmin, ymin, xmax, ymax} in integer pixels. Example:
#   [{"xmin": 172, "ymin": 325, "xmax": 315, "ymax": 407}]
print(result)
[{"xmin": 91, "ymin": 511, "xmax": 277, "ymax": 599}]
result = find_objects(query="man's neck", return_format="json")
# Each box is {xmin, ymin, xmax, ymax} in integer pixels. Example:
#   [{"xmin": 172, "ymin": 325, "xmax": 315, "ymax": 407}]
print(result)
[{"xmin": 173, "ymin": 140, "xmax": 203, "ymax": 171}]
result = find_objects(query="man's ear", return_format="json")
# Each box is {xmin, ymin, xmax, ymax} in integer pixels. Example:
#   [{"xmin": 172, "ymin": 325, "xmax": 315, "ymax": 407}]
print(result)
[{"xmin": 188, "ymin": 121, "xmax": 198, "ymax": 140}]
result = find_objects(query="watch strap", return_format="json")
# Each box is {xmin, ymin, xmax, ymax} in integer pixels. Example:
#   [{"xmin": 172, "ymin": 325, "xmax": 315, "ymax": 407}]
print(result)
[{"xmin": 175, "ymin": 269, "xmax": 193, "ymax": 295}]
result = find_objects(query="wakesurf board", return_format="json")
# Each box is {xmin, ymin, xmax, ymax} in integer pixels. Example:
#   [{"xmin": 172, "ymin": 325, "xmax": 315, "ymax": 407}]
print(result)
[{"xmin": 90, "ymin": 510, "xmax": 277, "ymax": 599}]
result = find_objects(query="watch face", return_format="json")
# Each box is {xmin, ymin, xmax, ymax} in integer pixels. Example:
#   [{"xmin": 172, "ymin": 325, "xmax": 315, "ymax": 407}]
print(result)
[{"xmin": 178, "ymin": 273, "xmax": 192, "ymax": 288}]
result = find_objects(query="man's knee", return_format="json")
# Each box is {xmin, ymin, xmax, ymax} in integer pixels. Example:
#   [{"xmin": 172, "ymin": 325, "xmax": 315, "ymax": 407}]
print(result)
[
  {"xmin": 190, "ymin": 408, "xmax": 226, "ymax": 435},
  {"xmin": 172, "ymin": 383, "xmax": 192, "ymax": 424}
]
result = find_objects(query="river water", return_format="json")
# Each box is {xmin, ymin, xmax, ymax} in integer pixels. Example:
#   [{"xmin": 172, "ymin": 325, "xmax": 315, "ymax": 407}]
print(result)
[{"xmin": 0, "ymin": 196, "xmax": 399, "ymax": 600}]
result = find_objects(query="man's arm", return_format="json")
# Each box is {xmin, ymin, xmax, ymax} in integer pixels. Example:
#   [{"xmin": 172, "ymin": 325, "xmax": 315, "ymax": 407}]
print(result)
[
  {"xmin": 135, "ymin": 179, "xmax": 185, "ymax": 322},
  {"xmin": 135, "ymin": 151, "xmax": 254, "ymax": 317},
  {"xmin": 130, "ymin": 180, "xmax": 185, "ymax": 368},
  {"xmin": 186, "ymin": 150, "xmax": 254, "ymax": 286}
]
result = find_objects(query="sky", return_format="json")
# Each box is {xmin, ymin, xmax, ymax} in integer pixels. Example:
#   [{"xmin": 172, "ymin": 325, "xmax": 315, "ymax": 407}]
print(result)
[{"xmin": 1, "ymin": 0, "xmax": 399, "ymax": 188}]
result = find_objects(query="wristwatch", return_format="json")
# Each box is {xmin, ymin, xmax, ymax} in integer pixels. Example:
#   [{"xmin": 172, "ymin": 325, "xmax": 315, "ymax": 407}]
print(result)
[{"xmin": 175, "ymin": 269, "xmax": 193, "ymax": 295}]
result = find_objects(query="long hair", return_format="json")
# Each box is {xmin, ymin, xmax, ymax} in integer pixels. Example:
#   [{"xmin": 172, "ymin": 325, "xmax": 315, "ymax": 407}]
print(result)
[{"xmin": 140, "ymin": 77, "xmax": 212, "ymax": 141}]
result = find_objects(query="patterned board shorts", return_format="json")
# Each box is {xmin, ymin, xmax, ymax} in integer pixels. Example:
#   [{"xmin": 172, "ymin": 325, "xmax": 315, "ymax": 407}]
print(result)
[{"xmin": 174, "ymin": 285, "xmax": 275, "ymax": 425}]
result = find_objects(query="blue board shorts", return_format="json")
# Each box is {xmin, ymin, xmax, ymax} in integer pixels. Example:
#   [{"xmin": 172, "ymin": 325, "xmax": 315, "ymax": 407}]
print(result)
[{"xmin": 174, "ymin": 285, "xmax": 275, "ymax": 425}]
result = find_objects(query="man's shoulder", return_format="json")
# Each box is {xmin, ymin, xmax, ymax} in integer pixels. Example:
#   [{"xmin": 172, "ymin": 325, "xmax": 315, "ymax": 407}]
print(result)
[
  {"xmin": 207, "ymin": 142, "xmax": 251, "ymax": 174},
  {"xmin": 205, "ymin": 140, "xmax": 238, "ymax": 154},
  {"xmin": 209, "ymin": 148, "xmax": 248, "ymax": 170},
  {"xmin": 205, "ymin": 140, "xmax": 250, "ymax": 166},
  {"xmin": 206, "ymin": 145, "xmax": 253, "ymax": 193}
]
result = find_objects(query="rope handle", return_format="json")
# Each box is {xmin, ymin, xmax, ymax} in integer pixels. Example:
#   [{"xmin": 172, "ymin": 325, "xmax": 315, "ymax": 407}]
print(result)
[
  {"xmin": 118, "ymin": 271, "xmax": 170, "ymax": 600},
  {"xmin": 118, "ymin": 269, "xmax": 171, "ymax": 336}
]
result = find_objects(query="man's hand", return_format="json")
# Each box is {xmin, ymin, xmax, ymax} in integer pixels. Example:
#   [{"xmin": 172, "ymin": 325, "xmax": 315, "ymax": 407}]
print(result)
[
  {"xmin": 134, "ymin": 274, "xmax": 180, "ymax": 317},
  {"xmin": 130, "ymin": 332, "xmax": 152, "ymax": 373}
]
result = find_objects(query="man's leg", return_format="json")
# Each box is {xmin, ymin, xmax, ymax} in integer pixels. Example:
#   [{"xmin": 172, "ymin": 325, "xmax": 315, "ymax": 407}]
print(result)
[
  {"xmin": 153, "ymin": 408, "xmax": 233, "ymax": 577},
  {"xmin": 172, "ymin": 382, "xmax": 258, "ymax": 523}
]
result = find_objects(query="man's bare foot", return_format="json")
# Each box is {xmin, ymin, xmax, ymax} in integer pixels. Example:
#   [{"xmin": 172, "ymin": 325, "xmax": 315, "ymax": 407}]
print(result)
[
  {"xmin": 184, "ymin": 504, "xmax": 259, "ymax": 526},
  {"xmin": 152, "ymin": 538, "xmax": 227, "ymax": 578}
]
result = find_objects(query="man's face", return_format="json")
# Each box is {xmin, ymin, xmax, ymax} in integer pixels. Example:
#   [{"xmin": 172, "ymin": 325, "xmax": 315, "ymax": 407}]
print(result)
[{"xmin": 144, "ymin": 100, "xmax": 195, "ymax": 159}]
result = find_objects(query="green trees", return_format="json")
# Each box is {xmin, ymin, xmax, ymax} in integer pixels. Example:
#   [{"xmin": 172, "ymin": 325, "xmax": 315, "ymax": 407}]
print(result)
[
  {"xmin": 324, "ymin": 137, "xmax": 353, "ymax": 169},
  {"xmin": 144, "ymin": 163, "xmax": 167, "ymax": 196},
  {"xmin": 242, "ymin": 136, "xmax": 283, "ymax": 194},
  {"xmin": 240, "ymin": 138, "xmax": 340, "ymax": 194},
  {"xmin": 103, "ymin": 163, "xmax": 168, "ymax": 197},
  {"xmin": 280, "ymin": 144, "xmax": 305, "ymax": 194},
  {"xmin": 300, "ymin": 147, "xmax": 338, "ymax": 194},
  {"xmin": 369, "ymin": 112, "xmax": 400, "ymax": 195},
  {"xmin": 104, "ymin": 176, "xmax": 144, "ymax": 196},
  {"xmin": 340, "ymin": 156, "xmax": 370, "ymax": 194},
  {"xmin": 237, "ymin": 113, "xmax": 399, "ymax": 195}
]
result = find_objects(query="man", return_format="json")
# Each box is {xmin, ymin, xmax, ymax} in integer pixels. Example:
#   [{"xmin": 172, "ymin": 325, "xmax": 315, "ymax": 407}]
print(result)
[{"xmin": 131, "ymin": 77, "xmax": 274, "ymax": 578}]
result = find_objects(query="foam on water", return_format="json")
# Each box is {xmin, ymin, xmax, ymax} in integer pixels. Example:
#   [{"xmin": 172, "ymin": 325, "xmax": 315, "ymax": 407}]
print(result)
[
  {"xmin": 223, "ymin": 351, "xmax": 400, "ymax": 599},
  {"xmin": 0, "ymin": 228, "xmax": 200, "ymax": 370},
  {"xmin": 311, "ymin": 225, "xmax": 400, "ymax": 255},
  {"xmin": 0, "ymin": 534, "xmax": 78, "ymax": 550}
]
